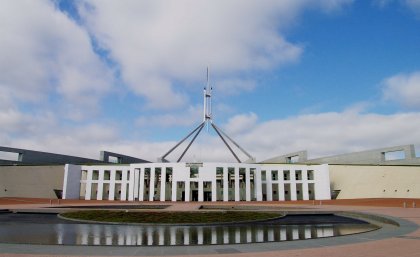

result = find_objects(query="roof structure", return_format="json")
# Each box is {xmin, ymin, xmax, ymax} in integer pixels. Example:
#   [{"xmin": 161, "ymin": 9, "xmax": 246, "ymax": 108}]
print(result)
[{"xmin": 159, "ymin": 68, "xmax": 255, "ymax": 163}]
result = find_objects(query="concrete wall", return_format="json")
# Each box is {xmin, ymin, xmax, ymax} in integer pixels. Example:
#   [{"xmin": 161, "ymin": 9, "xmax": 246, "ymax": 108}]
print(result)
[
  {"xmin": 307, "ymin": 145, "xmax": 420, "ymax": 165},
  {"xmin": 0, "ymin": 146, "xmax": 104, "ymax": 165},
  {"xmin": 329, "ymin": 165, "xmax": 420, "ymax": 199},
  {"xmin": 0, "ymin": 165, "xmax": 64, "ymax": 198}
]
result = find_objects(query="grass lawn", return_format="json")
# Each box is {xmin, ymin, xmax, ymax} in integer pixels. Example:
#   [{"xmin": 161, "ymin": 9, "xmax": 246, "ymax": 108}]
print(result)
[{"xmin": 60, "ymin": 210, "xmax": 282, "ymax": 224}]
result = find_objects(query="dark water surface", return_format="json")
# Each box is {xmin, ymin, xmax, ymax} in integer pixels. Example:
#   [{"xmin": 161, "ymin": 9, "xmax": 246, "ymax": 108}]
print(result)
[{"xmin": 0, "ymin": 213, "xmax": 378, "ymax": 246}]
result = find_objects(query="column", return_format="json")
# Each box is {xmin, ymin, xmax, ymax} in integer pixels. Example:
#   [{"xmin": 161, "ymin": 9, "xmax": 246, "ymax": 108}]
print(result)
[
  {"xmin": 212, "ymin": 179, "xmax": 217, "ymax": 202},
  {"xmin": 223, "ymin": 167, "xmax": 228, "ymax": 201},
  {"xmin": 198, "ymin": 181, "xmax": 204, "ymax": 202},
  {"xmin": 85, "ymin": 182, "xmax": 92, "ymax": 200},
  {"xmin": 255, "ymin": 168, "xmax": 263, "ymax": 201},
  {"xmin": 185, "ymin": 181, "xmax": 190, "ymax": 202},
  {"xmin": 290, "ymin": 170, "xmax": 297, "ymax": 201},
  {"xmin": 120, "ymin": 169, "xmax": 128, "ymax": 201},
  {"xmin": 303, "ymin": 169, "xmax": 309, "ymax": 200},
  {"xmin": 278, "ymin": 179, "xmax": 285, "ymax": 201},
  {"xmin": 85, "ymin": 169, "xmax": 92, "ymax": 200},
  {"xmin": 160, "ymin": 167, "xmax": 166, "ymax": 201},
  {"xmin": 128, "ymin": 168, "xmax": 135, "ymax": 201},
  {"xmin": 97, "ymin": 169, "xmax": 104, "ymax": 200},
  {"xmin": 234, "ymin": 167, "xmax": 240, "ymax": 201},
  {"xmin": 245, "ymin": 168, "xmax": 251, "ymax": 201},
  {"xmin": 171, "ymin": 180, "xmax": 177, "ymax": 202},
  {"xmin": 267, "ymin": 170, "xmax": 273, "ymax": 201},
  {"xmin": 109, "ymin": 169, "xmax": 115, "ymax": 201},
  {"xmin": 149, "ymin": 168, "xmax": 155, "ymax": 201},
  {"xmin": 138, "ymin": 169, "xmax": 144, "ymax": 201},
  {"xmin": 133, "ymin": 168, "xmax": 139, "ymax": 200}
]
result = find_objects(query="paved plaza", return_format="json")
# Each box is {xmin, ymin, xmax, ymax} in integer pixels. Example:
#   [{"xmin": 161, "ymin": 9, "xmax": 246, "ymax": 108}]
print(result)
[{"xmin": 0, "ymin": 198, "xmax": 420, "ymax": 257}]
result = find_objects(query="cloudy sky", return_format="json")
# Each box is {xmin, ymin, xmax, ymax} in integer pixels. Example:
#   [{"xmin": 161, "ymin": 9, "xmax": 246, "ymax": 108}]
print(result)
[{"xmin": 1, "ymin": 0, "xmax": 420, "ymax": 162}]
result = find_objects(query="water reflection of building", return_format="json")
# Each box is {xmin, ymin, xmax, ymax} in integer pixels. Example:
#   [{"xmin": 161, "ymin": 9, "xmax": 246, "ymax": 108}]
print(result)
[
  {"xmin": 57, "ymin": 223, "xmax": 336, "ymax": 246},
  {"xmin": 63, "ymin": 162, "xmax": 331, "ymax": 202}
]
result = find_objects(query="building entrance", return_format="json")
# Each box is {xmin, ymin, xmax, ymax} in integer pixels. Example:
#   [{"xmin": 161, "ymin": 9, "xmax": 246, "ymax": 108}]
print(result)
[{"xmin": 204, "ymin": 192, "xmax": 212, "ymax": 201}]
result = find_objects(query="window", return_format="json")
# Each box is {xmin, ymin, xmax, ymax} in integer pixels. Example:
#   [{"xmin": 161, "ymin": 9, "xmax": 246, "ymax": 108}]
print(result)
[
  {"xmin": 81, "ymin": 170, "xmax": 88, "ymax": 180},
  {"xmin": 295, "ymin": 170, "xmax": 302, "ymax": 180},
  {"xmin": 283, "ymin": 170, "xmax": 290, "ymax": 181},
  {"xmin": 166, "ymin": 167, "xmax": 172, "ymax": 183},
  {"xmin": 92, "ymin": 170, "xmax": 99, "ymax": 180},
  {"xmin": 383, "ymin": 150, "xmax": 405, "ymax": 161},
  {"xmin": 287, "ymin": 155, "xmax": 299, "ymax": 163},
  {"xmin": 239, "ymin": 168, "xmax": 246, "ymax": 183},
  {"xmin": 272, "ymin": 170, "xmax": 278, "ymax": 180},
  {"xmin": 190, "ymin": 167, "xmax": 199, "ymax": 178},
  {"xmin": 116, "ymin": 170, "xmax": 123, "ymax": 180},
  {"xmin": 104, "ymin": 170, "xmax": 110, "ymax": 180},
  {"xmin": 108, "ymin": 156, "xmax": 119, "ymax": 163},
  {"xmin": 261, "ymin": 170, "xmax": 266, "ymax": 181},
  {"xmin": 216, "ymin": 167, "xmax": 223, "ymax": 180},
  {"xmin": 0, "ymin": 151, "xmax": 20, "ymax": 161},
  {"xmin": 307, "ymin": 170, "xmax": 314, "ymax": 180},
  {"xmin": 228, "ymin": 168, "xmax": 235, "ymax": 179}
]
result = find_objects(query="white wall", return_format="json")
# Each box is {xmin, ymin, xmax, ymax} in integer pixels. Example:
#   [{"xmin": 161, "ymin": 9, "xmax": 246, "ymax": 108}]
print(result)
[
  {"xmin": 62, "ymin": 164, "xmax": 81, "ymax": 199},
  {"xmin": 63, "ymin": 162, "xmax": 331, "ymax": 201},
  {"xmin": 330, "ymin": 165, "xmax": 420, "ymax": 199}
]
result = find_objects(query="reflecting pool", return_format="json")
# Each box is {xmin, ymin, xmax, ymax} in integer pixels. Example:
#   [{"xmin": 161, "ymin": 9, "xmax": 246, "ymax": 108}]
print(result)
[{"xmin": 0, "ymin": 213, "xmax": 378, "ymax": 246}]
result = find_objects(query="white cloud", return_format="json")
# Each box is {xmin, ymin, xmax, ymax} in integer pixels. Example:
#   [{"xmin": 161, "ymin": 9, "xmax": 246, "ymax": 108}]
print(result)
[
  {"xmin": 136, "ymin": 105, "xmax": 202, "ymax": 128},
  {"xmin": 238, "ymin": 111, "xmax": 420, "ymax": 161},
  {"xmin": 373, "ymin": 0, "xmax": 420, "ymax": 16},
  {"xmin": 4, "ymin": 107, "xmax": 420, "ymax": 164},
  {"xmin": 372, "ymin": 0, "xmax": 393, "ymax": 8},
  {"xmin": 405, "ymin": 0, "xmax": 420, "ymax": 15},
  {"xmin": 382, "ymin": 71, "xmax": 420, "ymax": 109},
  {"xmin": 0, "ymin": 0, "xmax": 112, "ymax": 120},
  {"xmin": 216, "ymin": 79, "xmax": 256, "ymax": 96},
  {"xmin": 224, "ymin": 112, "xmax": 258, "ymax": 135},
  {"xmin": 76, "ymin": 0, "xmax": 351, "ymax": 110}
]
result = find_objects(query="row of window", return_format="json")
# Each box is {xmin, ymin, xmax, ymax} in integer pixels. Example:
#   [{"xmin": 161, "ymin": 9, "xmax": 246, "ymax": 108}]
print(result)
[
  {"xmin": 81, "ymin": 170, "xmax": 126, "ymax": 181},
  {"xmin": 261, "ymin": 170, "xmax": 314, "ymax": 181}
]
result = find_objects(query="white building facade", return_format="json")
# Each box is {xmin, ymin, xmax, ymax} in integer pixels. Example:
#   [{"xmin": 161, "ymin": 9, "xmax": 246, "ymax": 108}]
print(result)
[{"xmin": 63, "ymin": 162, "xmax": 331, "ymax": 202}]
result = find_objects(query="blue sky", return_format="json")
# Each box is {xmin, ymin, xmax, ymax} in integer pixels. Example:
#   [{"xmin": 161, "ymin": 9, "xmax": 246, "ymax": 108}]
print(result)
[{"xmin": 1, "ymin": 0, "xmax": 420, "ymax": 162}]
